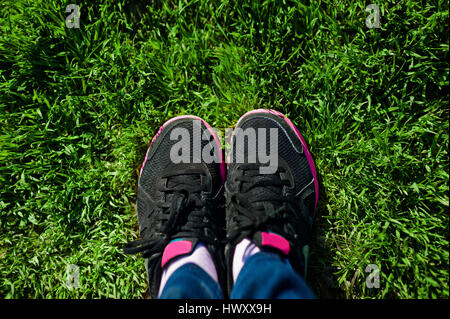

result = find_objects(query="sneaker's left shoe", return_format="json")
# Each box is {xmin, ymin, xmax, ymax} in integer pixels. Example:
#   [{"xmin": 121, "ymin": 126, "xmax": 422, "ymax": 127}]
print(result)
[{"xmin": 123, "ymin": 115, "xmax": 226, "ymax": 298}]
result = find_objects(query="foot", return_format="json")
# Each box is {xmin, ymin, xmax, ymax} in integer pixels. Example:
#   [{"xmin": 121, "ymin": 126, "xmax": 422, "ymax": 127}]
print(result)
[
  {"xmin": 225, "ymin": 109, "xmax": 318, "ymax": 293},
  {"xmin": 124, "ymin": 116, "xmax": 226, "ymax": 298}
]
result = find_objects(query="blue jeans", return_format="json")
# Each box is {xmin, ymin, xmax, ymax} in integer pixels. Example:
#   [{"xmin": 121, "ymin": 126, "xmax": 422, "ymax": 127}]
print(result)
[{"xmin": 159, "ymin": 251, "xmax": 316, "ymax": 299}]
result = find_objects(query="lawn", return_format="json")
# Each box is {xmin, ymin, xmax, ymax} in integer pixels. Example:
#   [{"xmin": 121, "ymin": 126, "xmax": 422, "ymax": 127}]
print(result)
[{"xmin": 0, "ymin": 0, "xmax": 448, "ymax": 298}]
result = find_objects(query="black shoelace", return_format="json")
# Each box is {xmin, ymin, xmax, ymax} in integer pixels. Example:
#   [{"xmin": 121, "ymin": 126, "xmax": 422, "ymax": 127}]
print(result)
[
  {"xmin": 227, "ymin": 163, "xmax": 303, "ymax": 243},
  {"xmin": 123, "ymin": 170, "xmax": 220, "ymax": 258}
]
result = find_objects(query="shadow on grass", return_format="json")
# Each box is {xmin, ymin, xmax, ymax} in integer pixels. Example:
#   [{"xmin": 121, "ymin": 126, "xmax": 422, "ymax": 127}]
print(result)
[{"xmin": 308, "ymin": 170, "xmax": 345, "ymax": 299}]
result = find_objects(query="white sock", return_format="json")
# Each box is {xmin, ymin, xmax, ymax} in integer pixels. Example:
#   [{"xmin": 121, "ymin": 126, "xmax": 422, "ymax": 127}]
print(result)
[
  {"xmin": 232, "ymin": 238, "xmax": 261, "ymax": 283},
  {"xmin": 158, "ymin": 242, "xmax": 218, "ymax": 297}
]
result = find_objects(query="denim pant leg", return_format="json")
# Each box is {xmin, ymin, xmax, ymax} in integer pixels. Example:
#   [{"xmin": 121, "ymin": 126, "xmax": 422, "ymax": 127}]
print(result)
[
  {"xmin": 230, "ymin": 251, "xmax": 316, "ymax": 299},
  {"xmin": 159, "ymin": 263, "xmax": 224, "ymax": 299}
]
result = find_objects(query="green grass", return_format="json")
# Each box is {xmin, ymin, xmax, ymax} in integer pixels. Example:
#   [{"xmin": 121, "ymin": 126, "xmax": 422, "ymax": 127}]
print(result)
[{"xmin": 0, "ymin": 0, "xmax": 448, "ymax": 299}]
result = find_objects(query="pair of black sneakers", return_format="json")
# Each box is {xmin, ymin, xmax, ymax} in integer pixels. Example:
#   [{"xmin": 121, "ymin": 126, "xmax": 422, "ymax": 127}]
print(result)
[{"xmin": 123, "ymin": 109, "xmax": 319, "ymax": 298}]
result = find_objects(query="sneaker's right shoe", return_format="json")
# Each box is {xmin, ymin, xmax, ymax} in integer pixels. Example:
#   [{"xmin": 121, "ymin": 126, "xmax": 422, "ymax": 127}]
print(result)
[{"xmin": 225, "ymin": 109, "xmax": 319, "ymax": 294}]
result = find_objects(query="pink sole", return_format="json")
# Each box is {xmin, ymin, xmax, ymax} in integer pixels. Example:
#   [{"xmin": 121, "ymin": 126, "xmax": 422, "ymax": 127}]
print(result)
[
  {"xmin": 229, "ymin": 109, "xmax": 319, "ymax": 216},
  {"xmin": 139, "ymin": 115, "xmax": 226, "ymax": 184}
]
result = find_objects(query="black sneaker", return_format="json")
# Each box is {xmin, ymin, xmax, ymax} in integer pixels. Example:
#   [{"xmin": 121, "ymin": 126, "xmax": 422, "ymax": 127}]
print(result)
[
  {"xmin": 225, "ymin": 109, "xmax": 319, "ymax": 293},
  {"xmin": 123, "ymin": 115, "xmax": 226, "ymax": 298}
]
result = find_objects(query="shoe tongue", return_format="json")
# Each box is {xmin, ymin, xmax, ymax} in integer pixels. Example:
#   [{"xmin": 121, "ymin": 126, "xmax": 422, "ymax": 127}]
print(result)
[
  {"xmin": 240, "ymin": 168, "xmax": 284, "ymax": 210},
  {"xmin": 165, "ymin": 172, "xmax": 203, "ymax": 208},
  {"xmin": 165, "ymin": 162, "xmax": 206, "ymax": 189},
  {"xmin": 166, "ymin": 174, "xmax": 201, "ymax": 188}
]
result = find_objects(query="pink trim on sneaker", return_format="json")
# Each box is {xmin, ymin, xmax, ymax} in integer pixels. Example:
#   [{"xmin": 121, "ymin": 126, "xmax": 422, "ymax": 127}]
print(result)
[
  {"xmin": 158, "ymin": 242, "xmax": 218, "ymax": 297},
  {"xmin": 139, "ymin": 115, "xmax": 226, "ymax": 183},
  {"xmin": 161, "ymin": 240, "xmax": 193, "ymax": 268},
  {"xmin": 261, "ymin": 232, "xmax": 290, "ymax": 255},
  {"xmin": 229, "ymin": 109, "xmax": 319, "ymax": 216}
]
